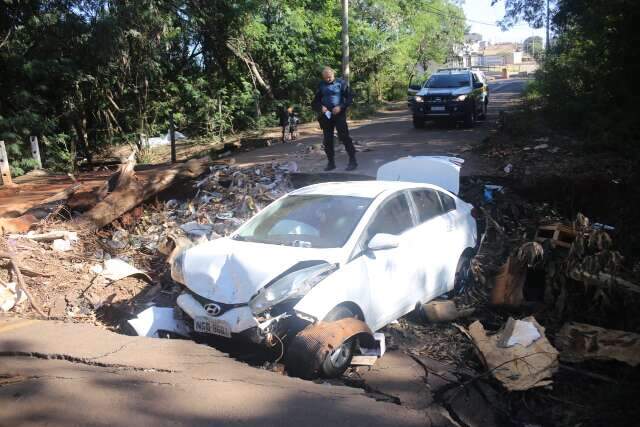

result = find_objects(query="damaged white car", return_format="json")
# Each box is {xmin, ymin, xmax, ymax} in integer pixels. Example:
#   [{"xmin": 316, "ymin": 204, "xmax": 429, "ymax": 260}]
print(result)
[{"xmin": 172, "ymin": 156, "xmax": 478, "ymax": 377}]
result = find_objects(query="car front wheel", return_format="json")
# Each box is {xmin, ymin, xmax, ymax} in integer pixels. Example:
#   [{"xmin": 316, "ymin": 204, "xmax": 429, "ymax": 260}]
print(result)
[
  {"xmin": 412, "ymin": 115, "xmax": 425, "ymax": 129},
  {"xmin": 319, "ymin": 306, "xmax": 357, "ymax": 378},
  {"xmin": 464, "ymin": 104, "xmax": 476, "ymax": 128}
]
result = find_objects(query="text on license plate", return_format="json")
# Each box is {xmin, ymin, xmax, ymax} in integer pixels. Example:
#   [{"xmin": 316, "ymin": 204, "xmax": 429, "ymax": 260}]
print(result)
[
  {"xmin": 431, "ymin": 106, "xmax": 445, "ymax": 111},
  {"xmin": 194, "ymin": 316, "xmax": 232, "ymax": 338}
]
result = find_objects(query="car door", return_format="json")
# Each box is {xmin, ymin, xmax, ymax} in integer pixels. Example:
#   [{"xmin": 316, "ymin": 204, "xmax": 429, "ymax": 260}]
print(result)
[
  {"xmin": 437, "ymin": 190, "xmax": 469, "ymax": 292},
  {"xmin": 406, "ymin": 188, "xmax": 451, "ymax": 301},
  {"xmin": 353, "ymin": 191, "xmax": 418, "ymax": 330}
]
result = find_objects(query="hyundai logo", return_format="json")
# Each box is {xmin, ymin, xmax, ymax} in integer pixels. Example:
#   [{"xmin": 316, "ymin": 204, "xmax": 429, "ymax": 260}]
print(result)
[{"xmin": 204, "ymin": 303, "xmax": 222, "ymax": 316}]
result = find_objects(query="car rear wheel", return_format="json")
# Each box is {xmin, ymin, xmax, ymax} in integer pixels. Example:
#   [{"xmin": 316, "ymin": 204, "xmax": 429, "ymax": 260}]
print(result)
[
  {"xmin": 319, "ymin": 306, "xmax": 357, "ymax": 378},
  {"xmin": 412, "ymin": 115, "xmax": 425, "ymax": 129},
  {"xmin": 453, "ymin": 252, "xmax": 473, "ymax": 295}
]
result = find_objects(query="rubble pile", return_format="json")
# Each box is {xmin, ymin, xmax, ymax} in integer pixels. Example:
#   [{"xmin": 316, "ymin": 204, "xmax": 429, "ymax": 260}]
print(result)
[{"xmin": 0, "ymin": 161, "xmax": 293, "ymax": 326}]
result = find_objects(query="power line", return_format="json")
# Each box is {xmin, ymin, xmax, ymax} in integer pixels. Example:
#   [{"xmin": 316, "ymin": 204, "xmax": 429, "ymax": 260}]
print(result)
[{"xmin": 422, "ymin": 3, "xmax": 535, "ymax": 29}]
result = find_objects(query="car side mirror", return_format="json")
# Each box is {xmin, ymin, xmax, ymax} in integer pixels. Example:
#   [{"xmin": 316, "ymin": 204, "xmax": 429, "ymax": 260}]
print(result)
[
  {"xmin": 367, "ymin": 233, "xmax": 400, "ymax": 251},
  {"xmin": 473, "ymin": 82, "xmax": 484, "ymax": 89},
  {"xmin": 409, "ymin": 84, "xmax": 422, "ymax": 91}
]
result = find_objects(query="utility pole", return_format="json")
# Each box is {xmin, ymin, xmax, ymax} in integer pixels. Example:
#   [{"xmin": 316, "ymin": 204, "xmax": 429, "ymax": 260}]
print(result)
[
  {"xmin": 546, "ymin": 0, "xmax": 550, "ymax": 51},
  {"xmin": 341, "ymin": 0, "xmax": 350, "ymax": 84}
]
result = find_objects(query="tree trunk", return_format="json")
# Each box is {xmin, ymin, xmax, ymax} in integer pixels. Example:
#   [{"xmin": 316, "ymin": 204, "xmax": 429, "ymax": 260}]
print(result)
[{"xmin": 80, "ymin": 158, "xmax": 210, "ymax": 228}]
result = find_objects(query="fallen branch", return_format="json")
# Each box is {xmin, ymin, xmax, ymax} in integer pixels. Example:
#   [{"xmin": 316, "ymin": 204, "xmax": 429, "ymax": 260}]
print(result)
[{"xmin": 0, "ymin": 250, "xmax": 47, "ymax": 317}]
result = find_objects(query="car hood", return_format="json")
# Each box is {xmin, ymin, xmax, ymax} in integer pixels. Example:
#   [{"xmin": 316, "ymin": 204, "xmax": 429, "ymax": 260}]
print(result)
[
  {"xmin": 182, "ymin": 238, "xmax": 340, "ymax": 303},
  {"xmin": 417, "ymin": 87, "xmax": 470, "ymax": 97}
]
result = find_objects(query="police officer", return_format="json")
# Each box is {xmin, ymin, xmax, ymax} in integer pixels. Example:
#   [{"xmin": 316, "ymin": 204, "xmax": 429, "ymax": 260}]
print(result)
[{"xmin": 311, "ymin": 66, "xmax": 357, "ymax": 171}]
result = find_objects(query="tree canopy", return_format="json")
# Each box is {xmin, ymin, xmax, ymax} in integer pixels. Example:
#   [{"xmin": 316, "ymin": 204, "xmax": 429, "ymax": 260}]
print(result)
[{"xmin": 0, "ymin": 0, "xmax": 466, "ymax": 173}]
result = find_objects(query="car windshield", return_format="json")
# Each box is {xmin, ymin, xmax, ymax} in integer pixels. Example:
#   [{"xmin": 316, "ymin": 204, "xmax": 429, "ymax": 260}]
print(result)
[
  {"xmin": 426, "ymin": 74, "xmax": 470, "ymax": 88},
  {"xmin": 234, "ymin": 194, "xmax": 372, "ymax": 248}
]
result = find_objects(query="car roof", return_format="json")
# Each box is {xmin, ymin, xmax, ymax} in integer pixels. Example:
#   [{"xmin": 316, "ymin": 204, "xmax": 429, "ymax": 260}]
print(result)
[{"xmin": 289, "ymin": 180, "xmax": 444, "ymax": 199}]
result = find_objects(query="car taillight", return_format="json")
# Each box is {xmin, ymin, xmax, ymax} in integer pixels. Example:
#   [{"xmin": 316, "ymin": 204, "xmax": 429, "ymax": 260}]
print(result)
[{"xmin": 471, "ymin": 207, "xmax": 480, "ymax": 219}]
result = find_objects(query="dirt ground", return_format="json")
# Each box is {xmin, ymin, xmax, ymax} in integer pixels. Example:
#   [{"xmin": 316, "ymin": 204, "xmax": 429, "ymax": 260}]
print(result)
[{"xmin": 2, "ymin": 78, "xmax": 640, "ymax": 426}]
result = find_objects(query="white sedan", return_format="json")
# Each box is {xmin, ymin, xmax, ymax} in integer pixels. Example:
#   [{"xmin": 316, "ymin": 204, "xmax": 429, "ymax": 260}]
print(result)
[{"xmin": 171, "ymin": 157, "xmax": 478, "ymax": 377}]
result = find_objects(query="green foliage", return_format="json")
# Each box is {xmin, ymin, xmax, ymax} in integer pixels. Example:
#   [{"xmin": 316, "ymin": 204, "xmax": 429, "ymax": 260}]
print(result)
[
  {"xmin": 0, "ymin": 0, "xmax": 466, "ymax": 169},
  {"xmin": 501, "ymin": 0, "xmax": 640, "ymax": 151}
]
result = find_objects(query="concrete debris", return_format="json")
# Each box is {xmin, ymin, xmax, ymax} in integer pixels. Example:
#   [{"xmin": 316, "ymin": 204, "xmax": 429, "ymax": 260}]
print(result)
[
  {"xmin": 52, "ymin": 238, "xmax": 72, "ymax": 252},
  {"xmin": 10, "ymin": 230, "xmax": 79, "ymax": 242},
  {"xmin": 0, "ymin": 281, "xmax": 27, "ymax": 311},
  {"xmin": 556, "ymin": 322, "xmax": 640, "ymax": 367},
  {"xmin": 468, "ymin": 317, "xmax": 559, "ymax": 391},
  {"xmin": 352, "ymin": 332, "xmax": 386, "ymax": 366}
]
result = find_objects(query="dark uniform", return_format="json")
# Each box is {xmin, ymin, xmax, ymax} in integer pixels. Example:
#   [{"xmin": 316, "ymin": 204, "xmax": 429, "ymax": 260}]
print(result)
[{"xmin": 311, "ymin": 78, "xmax": 357, "ymax": 170}]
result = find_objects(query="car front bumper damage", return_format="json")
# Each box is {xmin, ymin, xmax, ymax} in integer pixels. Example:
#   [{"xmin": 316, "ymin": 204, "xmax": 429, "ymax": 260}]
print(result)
[{"xmin": 176, "ymin": 291, "xmax": 309, "ymax": 346}]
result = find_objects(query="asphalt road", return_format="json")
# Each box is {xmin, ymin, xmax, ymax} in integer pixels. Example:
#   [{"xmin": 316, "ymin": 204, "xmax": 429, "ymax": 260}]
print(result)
[
  {"xmin": 0, "ymin": 79, "xmax": 527, "ymax": 427},
  {"xmin": 235, "ymin": 78, "xmax": 528, "ymax": 178}
]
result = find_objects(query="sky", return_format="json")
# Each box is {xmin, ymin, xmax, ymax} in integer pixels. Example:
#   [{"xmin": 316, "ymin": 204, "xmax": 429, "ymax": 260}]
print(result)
[{"xmin": 462, "ymin": 0, "xmax": 546, "ymax": 43}]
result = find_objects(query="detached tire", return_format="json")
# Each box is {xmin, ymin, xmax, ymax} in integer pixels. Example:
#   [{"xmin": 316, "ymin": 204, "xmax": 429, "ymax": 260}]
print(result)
[
  {"xmin": 413, "ymin": 115, "xmax": 425, "ymax": 129},
  {"xmin": 319, "ymin": 306, "xmax": 356, "ymax": 378}
]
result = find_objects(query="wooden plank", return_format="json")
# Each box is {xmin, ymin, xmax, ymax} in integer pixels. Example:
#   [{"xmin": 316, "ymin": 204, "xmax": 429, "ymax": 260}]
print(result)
[{"xmin": 0, "ymin": 140, "xmax": 14, "ymax": 186}]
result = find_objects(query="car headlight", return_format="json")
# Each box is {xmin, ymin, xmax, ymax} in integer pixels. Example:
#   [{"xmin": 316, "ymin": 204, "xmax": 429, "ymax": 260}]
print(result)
[
  {"xmin": 170, "ymin": 250, "xmax": 187, "ymax": 284},
  {"xmin": 415, "ymin": 96, "xmax": 424, "ymax": 103},
  {"xmin": 454, "ymin": 95, "xmax": 467, "ymax": 102},
  {"xmin": 249, "ymin": 263, "xmax": 338, "ymax": 315}
]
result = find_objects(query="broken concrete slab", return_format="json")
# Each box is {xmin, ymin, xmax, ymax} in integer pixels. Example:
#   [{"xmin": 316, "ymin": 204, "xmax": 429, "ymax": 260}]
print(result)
[
  {"xmin": 0, "ymin": 317, "xmax": 428, "ymax": 427},
  {"xmin": 357, "ymin": 351, "xmax": 432, "ymax": 409}
]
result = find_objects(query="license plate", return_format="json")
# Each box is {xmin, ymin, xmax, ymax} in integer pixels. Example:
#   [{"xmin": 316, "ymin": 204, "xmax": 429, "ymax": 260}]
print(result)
[
  {"xmin": 431, "ymin": 106, "xmax": 445, "ymax": 111},
  {"xmin": 194, "ymin": 316, "xmax": 232, "ymax": 338}
]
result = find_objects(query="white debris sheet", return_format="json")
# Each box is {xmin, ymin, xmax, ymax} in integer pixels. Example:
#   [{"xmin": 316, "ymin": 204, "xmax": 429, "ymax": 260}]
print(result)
[
  {"xmin": 99, "ymin": 258, "xmax": 151, "ymax": 283},
  {"xmin": 497, "ymin": 318, "xmax": 542, "ymax": 348},
  {"xmin": 468, "ymin": 316, "xmax": 559, "ymax": 391},
  {"xmin": 128, "ymin": 306, "xmax": 189, "ymax": 338},
  {"xmin": 0, "ymin": 282, "xmax": 27, "ymax": 312}
]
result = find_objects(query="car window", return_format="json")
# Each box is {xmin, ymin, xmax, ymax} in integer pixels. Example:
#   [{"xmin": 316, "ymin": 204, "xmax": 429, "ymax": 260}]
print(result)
[
  {"xmin": 363, "ymin": 193, "xmax": 414, "ymax": 242},
  {"xmin": 426, "ymin": 74, "xmax": 470, "ymax": 88},
  {"xmin": 236, "ymin": 195, "xmax": 372, "ymax": 248},
  {"xmin": 438, "ymin": 191, "xmax": 456, "ymax": 212},
  {"xmin": 411, "ymin": 189, "xmax": 444, "ymax": 223}
]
